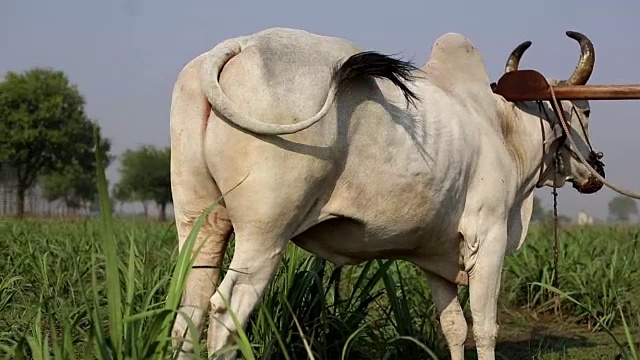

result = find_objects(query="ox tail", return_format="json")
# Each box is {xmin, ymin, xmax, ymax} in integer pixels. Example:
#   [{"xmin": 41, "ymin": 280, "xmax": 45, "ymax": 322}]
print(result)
[
  {"xmin": 200, "ymin": 40, "xmax": 422, "ymax": 136},
  {"xmin": 331, "ymin": 51, "xmax": 422, "ymax": 109}
]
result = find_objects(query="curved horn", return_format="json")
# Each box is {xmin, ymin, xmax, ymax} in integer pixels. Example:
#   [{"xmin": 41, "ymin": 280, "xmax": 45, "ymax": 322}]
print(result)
[
  {"xmin": 504, "ymin": 40, "xmax": 532, "ymax": 73},
  {"xmin": 566, "ymin": 31, "xmax": 595, "ymax": 85}
]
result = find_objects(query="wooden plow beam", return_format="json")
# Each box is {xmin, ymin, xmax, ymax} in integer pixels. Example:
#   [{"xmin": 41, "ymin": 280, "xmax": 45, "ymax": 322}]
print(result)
[{"xmin": 492, "ymin": 69, "xmax": 640, "ymax": 101}]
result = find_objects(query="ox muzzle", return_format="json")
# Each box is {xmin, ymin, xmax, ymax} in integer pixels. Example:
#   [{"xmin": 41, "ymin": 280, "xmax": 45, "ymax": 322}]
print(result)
[{"xmin": 572, "ymin": 150, "xmax": 605, "ymax": 194}]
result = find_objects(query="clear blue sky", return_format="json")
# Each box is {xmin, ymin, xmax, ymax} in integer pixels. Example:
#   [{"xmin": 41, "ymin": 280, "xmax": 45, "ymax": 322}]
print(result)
[{"xmin": 2, "ymin": 0, "xmax": 639, "ymax": 220}]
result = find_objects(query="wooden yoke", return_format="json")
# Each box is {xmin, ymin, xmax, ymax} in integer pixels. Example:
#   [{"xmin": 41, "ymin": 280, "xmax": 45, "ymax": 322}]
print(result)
[{"xmin": 492, "ymin": 69, "xmax": 640, "ymax": 101}]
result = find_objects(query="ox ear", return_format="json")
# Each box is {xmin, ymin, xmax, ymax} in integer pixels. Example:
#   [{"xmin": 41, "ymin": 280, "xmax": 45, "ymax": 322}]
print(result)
[{"xmin": 490, "ymin": 82, "xmax": 497, "ymax": 92}]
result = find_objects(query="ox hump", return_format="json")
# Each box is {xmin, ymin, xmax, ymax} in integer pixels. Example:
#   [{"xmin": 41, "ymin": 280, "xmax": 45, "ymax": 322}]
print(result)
[{"xmin": 422, "ymin": 33, "xmax": 496, "ymax": 115}]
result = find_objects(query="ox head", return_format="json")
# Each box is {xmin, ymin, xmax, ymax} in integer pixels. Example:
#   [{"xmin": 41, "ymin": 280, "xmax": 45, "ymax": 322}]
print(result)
[{"xmin": 503, "ymin": 31, "xmax": 605, "ymax": 194}]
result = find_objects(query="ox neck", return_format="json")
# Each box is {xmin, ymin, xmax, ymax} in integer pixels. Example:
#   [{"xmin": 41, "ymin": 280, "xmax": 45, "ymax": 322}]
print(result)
[{"xmin": 497, "ymin": 97, "xmax": 560, "ymax": 196}]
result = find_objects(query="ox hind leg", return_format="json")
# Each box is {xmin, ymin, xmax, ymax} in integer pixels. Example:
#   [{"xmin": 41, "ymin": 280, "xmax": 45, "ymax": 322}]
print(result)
[
  {"xmin": 424, "ymin": 273, "xmax": 467, "ymax": 360},
  {"xmin": 170, "ymin": 183, "xmax": 232, "ymax": 358},
  {"xmin": 207, "ymin": 227, "xmax": 287, "ymax": 360},
  {"xmin": 169, "ymin": 53, "xmax": 233, "ymax": 358}
]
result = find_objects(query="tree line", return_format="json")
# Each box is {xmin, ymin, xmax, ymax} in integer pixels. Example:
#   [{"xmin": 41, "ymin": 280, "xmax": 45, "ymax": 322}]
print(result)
[
  {"xmin": 1, "ymin": 67, "xmax": 172, "ymax": 220},
  {"xmin": 2, "ymin": 66, "xmax": 638, "ymax": 223}
]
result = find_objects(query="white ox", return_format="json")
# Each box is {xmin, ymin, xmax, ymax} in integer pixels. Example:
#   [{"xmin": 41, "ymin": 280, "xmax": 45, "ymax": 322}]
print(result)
[{"xmin": 169, "ymin": 27, "xmax": 605, "ymax": 360}]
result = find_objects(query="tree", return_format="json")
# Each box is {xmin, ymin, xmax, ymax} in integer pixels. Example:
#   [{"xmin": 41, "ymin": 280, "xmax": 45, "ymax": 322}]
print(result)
[
  {"xmin": 607, "ymin": 195, "xmax": 638, "ymax": 223},
  {"xmin": 0, "ymin": 164, "xmax": 17, "ymax": 215},
  {"xmin": 0, "ymin": 67, "xmax": 111, "ymax": 217},
  {"xmin": 114, "ymin": 145, "xmax": 172, "ymax": 221},
  {"xmin": 112, "ymin": 180, "xmax": 134, "ymax": 213},
  {"xmin": 40, "ymin": 137, "xmax": 112, "ymax": 213}
]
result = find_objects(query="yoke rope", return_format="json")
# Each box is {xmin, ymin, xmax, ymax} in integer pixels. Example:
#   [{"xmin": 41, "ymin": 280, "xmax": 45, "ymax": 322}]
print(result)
[{"xmin": 547, "ymin": 85, "xmax": 640, "ymax": 199}]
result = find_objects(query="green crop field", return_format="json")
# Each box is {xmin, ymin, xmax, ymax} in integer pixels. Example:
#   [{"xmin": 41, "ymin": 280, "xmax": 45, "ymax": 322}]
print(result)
[{"xmin": 1, "ymin": 215, "xmax": 638, "ymax": 360}]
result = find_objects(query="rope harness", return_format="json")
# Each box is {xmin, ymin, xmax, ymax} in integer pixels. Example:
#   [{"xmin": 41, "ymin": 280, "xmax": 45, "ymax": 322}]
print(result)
[{"xmin": 542, "ymin": 84, "xmax": 640, "ymax": 199}]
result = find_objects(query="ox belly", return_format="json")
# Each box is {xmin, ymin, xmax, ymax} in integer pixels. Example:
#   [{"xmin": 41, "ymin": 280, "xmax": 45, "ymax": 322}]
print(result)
[
  {"xmin": 291, "ymin": 159, "xmax": 470, "ymax": 284},
  {"xmin": 291, "ymin": 218, "xmax": 465, "ymax": 282},
  {"xmin": 289, "ymin": 87, "xmax": 475, "ymax": 284}
]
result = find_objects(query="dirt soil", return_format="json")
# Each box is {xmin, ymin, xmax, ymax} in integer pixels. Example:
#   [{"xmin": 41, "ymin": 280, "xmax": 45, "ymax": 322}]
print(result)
[{"xmin": 461, "ymin": 307, "xmax": 637, "ymax": 360}]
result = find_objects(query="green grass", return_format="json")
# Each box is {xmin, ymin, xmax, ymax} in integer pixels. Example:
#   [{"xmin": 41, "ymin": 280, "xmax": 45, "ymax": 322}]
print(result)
[
  {"xmin": 502, "ymin": 223, "xmax": 640, "ymax": 329},
  {"xmin": 0, "ymin": 218, "xmax": 443, "ymax": 360},
  {"xmin": 0, "ymin": 133, "xmax": 638, "ymax": 359},
  {"xmin": 1, "ymin": 218, "xmax": 638, "ymax": 359}
]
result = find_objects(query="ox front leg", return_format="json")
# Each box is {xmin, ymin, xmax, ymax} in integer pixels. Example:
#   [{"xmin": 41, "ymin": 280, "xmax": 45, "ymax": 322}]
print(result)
[
  {"xmin": 425, "ymin": 273, "xmax": 467, "ymax": 360},
  {"xmin": 207, "ymin": 230, "xmax": 287, "ymax": 360},
  {"xmin": 467, "ymin": 225, "xmax": 507, "ymax": 360}
]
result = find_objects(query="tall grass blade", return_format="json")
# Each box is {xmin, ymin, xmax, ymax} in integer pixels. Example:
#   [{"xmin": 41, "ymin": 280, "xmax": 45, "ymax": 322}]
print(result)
[
  {"xmin": 388, "ymin": 336, "xmax": 439, "ymax": 360},
  {"xmin": 619, "ymin": 303, "xmax": 638, "ymax": 360},
  {"xmin": 93, "ymin": 126, "xmax": 123, "ymax": 356},
  {"xmin": 284, "ymin": 299, "xmax": 315, "ymax": 360},
  {"xmin": 89, "ymin": 252, "xmax": 110, "ymax": 360},
  {"xmin": 340, "ymin": 320, "xmax": 373, "ymax": 360},
  {"xmin": 531, "ymin": 282, "xmax": 629, "ymax": 355}
]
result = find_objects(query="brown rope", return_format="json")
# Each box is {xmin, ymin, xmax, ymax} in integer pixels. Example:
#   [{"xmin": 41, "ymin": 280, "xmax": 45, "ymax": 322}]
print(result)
[{"xmin": 547, "ymin": 85, "xmax": 640, "ymax": 199}]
